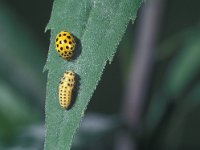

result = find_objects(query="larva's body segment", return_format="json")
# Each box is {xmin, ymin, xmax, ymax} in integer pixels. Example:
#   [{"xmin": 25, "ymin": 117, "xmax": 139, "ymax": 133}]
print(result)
[{"xmin": 59, "ymin": 71, "xmax": 75, "ymax": 109}]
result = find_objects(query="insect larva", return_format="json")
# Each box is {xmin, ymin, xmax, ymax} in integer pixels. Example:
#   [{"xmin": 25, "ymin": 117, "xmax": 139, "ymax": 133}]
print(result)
[{"xmin": 59, "ymin": 71, "xmax": 75, "ymax": 109}]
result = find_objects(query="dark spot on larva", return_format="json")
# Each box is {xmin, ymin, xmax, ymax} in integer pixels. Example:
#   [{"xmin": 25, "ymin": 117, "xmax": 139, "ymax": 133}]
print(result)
[
  {"xmin": 60, "ymin": 97, "xmax": 62, "ymax": 98},
  {"xmin": 60, "ymin": 47, "xmax": 63, "ymax": 50},
  {"xmin": 61, "ymin": 53, "xmax": 64, "ymax": 56},
  {"xmin": 68, "ymin": 83, "xmax": 70, "ymax": 86},
  {"xmin": 67, "ymin": 36, "xmax": 71, "ymax": 39},
  {"xmin": 64, "ymin": 51, "xmax": 67, "ymax": 54},
  {"xmin": 64, "ymin": 97, "xmax": 66, "ymax": 99},
  {"xmin": 59, "ymin": 34, "xmax": 61, "ymax": 37},
  {"xmin": 71, "ymin": 47, "xmax": 74, "ymax": 50},
  {"xmin": 69, "ymin": 41, "xmax": 72, "ymax": 44},
  {"xmin": 63, "ymin": 33, "xmax": 66, "ymax": 36},
  {"xmin": 66, "ymin": 46, "xmax": 69, "ymax": 49},
  {"xmin": 71, "ymin": 84, "xmax": 73, "ymax": 87},
  {"xmin": 64, "ymin": 39, "xmax": 67, "ymax": 43},
  {"xmin": 68, "ymin": 79, "xmax": 71, "ymax": 81},
  {"xmin": 56, "ymin": 44, "xmax": 59, "ymax": 47},
  {"xmin": 56, "ymin": 38, "xmax": 58, "ymax": 42},
  {"xmin": 58, "ymin": 50, "xmax": 60, "ymax": 52},
  {"xmin": 64, "ymin": 103, "xmax": 66, "ymax": 105},
  {"xmin": 64, "ymin": 94, "xmax": 66, "ymax": 96},
  {"xmin": 70, "ymin": 73, "xmax": 73, "ymax": 75},
  {"xmin": 68, "ymin": 52, "xmax": 72, "ymax": 55},
  {"xmin": 65, "ymin": 87, "xmax": 67, "ymax": 89},
  {"xmin": 64, "ymin": 90, "xmax": 66, "ymax": 93},
  {"xmin": 59, "ymin": 41, "xmax": 62, "ymax": 44}
]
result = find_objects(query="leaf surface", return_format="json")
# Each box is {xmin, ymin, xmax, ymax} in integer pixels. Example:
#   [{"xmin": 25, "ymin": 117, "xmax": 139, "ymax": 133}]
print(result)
[{"xmin": 44, "ymin": 0, "xmax": 142, "ymax": 149}]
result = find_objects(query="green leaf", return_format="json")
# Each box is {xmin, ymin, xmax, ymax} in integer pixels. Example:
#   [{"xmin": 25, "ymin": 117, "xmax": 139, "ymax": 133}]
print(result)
[
  {"xmin": 0, "ymin": 3, "xmax": 46, "ymax": 108},
  {"xmin": 144, "ymin": 26, "xmax": 200, "ymax": 145},
  {"xmin": 0, "ymin": 79, "xmax": 37, "ymax": 136},
  {"xmin": 150, "ymin": 84, "xmax": 200, "ymax": 149},
  {"xmin": 163, "ymin": 29, "xmax": 200, "ymax": 97},
  {"xmin": 44, "ymin": 0, "xmax": 142, "ymax": 149}
]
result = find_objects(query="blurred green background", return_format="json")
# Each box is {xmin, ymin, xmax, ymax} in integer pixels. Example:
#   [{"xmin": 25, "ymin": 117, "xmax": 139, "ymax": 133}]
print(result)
[{"xmin": 0, "ymin": 0, "xmax": 200, "ymax": 150}]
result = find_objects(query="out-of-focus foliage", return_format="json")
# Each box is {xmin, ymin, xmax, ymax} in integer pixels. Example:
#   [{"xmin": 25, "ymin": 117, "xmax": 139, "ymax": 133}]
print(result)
[
  {"xmin": 0, "ymin": 1, "xmax": 50, "ymax": 149},
  {"xmin": 144, "ymin": 25, "xmax": 200, "ymax": 150}
]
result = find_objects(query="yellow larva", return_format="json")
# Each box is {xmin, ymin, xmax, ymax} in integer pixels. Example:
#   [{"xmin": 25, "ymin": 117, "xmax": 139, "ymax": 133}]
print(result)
[{"xmin": 59, "ymin": 71, "xmax": 75, "ymax": 109}]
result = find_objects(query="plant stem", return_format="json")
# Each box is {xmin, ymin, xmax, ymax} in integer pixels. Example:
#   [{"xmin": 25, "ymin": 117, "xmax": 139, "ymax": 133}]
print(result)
[{"xmin": 117, "ymin": 0, "xmax": 166, "ymax": 149}]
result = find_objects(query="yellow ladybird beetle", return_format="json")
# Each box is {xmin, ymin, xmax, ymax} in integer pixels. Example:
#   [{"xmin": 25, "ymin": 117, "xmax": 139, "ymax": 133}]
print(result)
[
  {"xmin": 55, "ymin": 31, "xmax": 76, "ymax": 60},
  {"xmin": 59, "ymin": 71, "xmax": 75, "ymax": 109}
]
